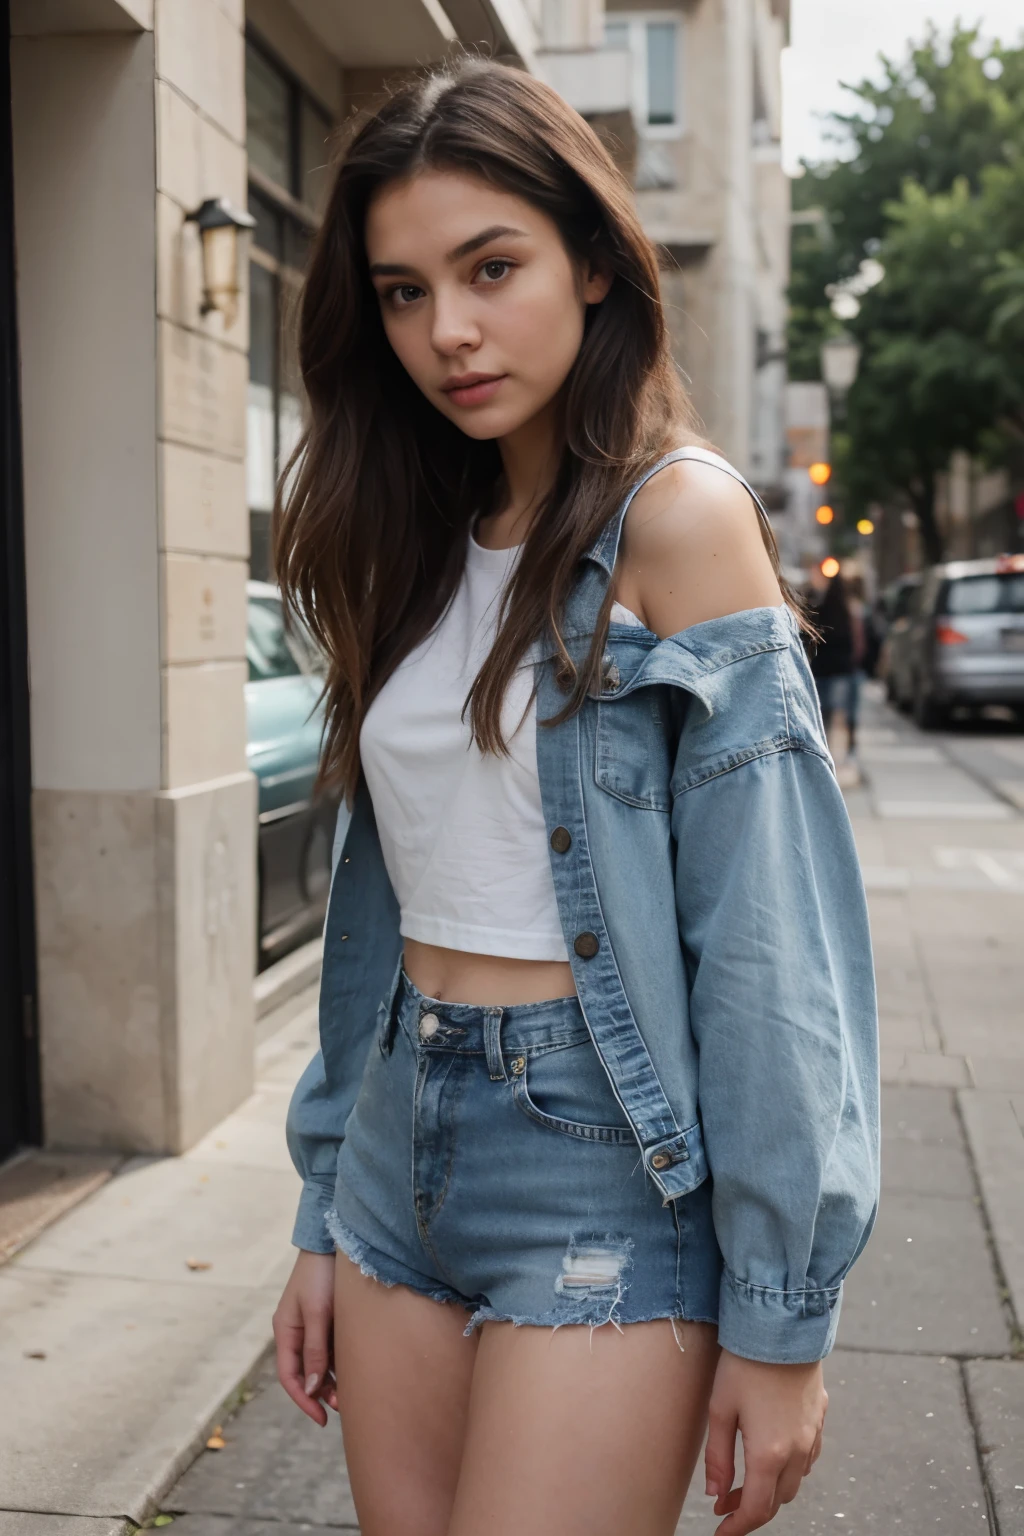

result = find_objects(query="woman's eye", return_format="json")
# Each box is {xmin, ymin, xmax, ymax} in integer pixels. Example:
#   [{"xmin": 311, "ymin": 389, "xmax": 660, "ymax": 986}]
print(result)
[
  {"xmin": 389, "ymin": 284, "xmax": 424, "ymax": 307},
  {"xmin": 478, "ymin": 259, "xmax": 513, "ymax": 284}
]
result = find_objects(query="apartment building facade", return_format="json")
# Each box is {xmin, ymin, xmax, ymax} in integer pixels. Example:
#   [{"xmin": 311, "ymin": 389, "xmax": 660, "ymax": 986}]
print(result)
[
  {"xmin": 538, "ymin": 0, "xmax": 791, "ymax": 504},
  {"xmin": 2, "ymin": 0, "xmax": 790, "ymax": 1166}
]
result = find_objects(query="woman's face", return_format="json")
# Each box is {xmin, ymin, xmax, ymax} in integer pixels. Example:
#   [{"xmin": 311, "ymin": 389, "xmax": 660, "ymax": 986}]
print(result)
[{"xmin": 365, "ymin": 169, "xmax": 611, "ymax": 441}]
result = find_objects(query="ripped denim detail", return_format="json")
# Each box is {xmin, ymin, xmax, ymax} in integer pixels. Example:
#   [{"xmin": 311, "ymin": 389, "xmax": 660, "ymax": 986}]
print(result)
[{"xmin": 463, "ymin": 1232, "xmax": 638, "ymax": 1339}]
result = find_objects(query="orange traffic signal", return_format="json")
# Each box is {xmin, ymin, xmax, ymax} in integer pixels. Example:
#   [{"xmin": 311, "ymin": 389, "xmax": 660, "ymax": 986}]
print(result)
[{"xmin": 809, "ymin": 463, "xmax": 832, "ymax": 487}]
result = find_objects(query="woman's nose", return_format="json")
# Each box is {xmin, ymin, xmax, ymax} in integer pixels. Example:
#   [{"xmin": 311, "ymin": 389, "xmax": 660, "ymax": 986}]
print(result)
[{"xmin": 430, "ymin": 292, "xmax": 480, "ymax": 355}]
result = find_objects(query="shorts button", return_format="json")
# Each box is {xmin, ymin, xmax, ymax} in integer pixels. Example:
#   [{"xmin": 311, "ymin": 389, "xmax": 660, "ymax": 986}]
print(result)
[
  {"xmin": 418, "ymin": 1013, "xmax": 440, "ymax": 1040},
  {"xmin": 650, "ymin": 1151, "xmax": 672, "ymax": 1171},
  {"xmin": 573, "ymin": 931, "xmax": 600, "ymax": 959},
  {"xmin": 509, "ymin": 1056, "xmax": 526, "ymax": 1075},
  {"xmin": 550, "ymin": 826, "xmax": 572, "ymax": 854}
]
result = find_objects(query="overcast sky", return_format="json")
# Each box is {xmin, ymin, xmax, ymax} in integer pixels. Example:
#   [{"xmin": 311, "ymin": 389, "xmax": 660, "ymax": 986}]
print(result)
[{"xmin": 782, "ymin": 1, "xmax": 1024, "ymax": 173}]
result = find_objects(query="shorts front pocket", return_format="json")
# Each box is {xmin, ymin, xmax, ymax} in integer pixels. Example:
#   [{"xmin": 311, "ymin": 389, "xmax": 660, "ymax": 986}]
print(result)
[{"xmin": 511, "ymin": 1039, "xmax": 636, "ymax": 1145}]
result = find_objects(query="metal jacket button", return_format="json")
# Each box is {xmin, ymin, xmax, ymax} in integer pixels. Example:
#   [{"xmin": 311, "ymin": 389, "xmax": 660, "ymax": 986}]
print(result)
[
  {"xmin": 550, "ymin": 826, "xmax": 572, "ymax": 854},
  {"xmin": 573, "ymin": 931, "xmax": 600, "ymax": 959},
  {"xmin": 650, "ymin": 1151, "xmax": 672, "ymax": 1171},
  {"xmin": 601, "ymin": 654, "xmax": 620, "ymax": 691},
  {"xmin": 418, "ymin": 1013, "xmax": 440, "ymax": 1040},
  {"xmin": 509, "ymin": 1056, "xmax": 526, "ymax": 1075}
]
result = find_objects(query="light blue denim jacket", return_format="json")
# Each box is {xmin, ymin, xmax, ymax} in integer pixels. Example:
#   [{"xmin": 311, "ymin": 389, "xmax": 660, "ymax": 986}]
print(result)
[{"xmin": 286, "ymin": 449, "xmax": 880, "ymax": 1365}]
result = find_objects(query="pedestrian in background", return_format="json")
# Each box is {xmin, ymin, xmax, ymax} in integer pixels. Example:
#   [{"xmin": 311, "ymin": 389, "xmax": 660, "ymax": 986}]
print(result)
[
  {"xmin": 271, "ymin": 58, "xmax": 879, "ymax": 1536},
  {"xmin": 808, "ymin": 571, "xmax": 865, "ymax": 758}
]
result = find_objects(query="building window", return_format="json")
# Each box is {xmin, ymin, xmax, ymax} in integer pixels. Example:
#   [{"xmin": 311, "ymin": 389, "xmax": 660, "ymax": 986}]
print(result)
[
  {"xmin": 245, "ymin": 36, "xmax": 332, "ymax": 581},
  {"xmin": 604, "ymin": 13, "xmax": 683, "ymax": 135}
]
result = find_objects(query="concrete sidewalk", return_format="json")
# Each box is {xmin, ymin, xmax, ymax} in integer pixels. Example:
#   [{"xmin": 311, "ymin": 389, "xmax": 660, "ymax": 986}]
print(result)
[{"xmin": 0, "ymin": 987, "xmax": 319, "ymax": 1534}]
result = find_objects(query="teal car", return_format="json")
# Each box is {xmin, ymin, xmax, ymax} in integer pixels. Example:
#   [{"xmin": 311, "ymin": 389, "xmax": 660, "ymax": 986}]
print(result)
[{"xmin": 246, "ymin": 581, "xmax": 336, "ymax": 969}]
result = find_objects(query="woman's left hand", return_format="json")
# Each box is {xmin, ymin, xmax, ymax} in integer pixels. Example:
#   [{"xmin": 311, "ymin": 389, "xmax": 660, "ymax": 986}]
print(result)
[{"xmin": 704, "ymin": 1349, "xmax": 827, "ymax": 1534}]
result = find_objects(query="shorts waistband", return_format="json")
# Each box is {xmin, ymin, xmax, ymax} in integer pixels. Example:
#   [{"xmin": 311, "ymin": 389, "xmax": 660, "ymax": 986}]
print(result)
[{"xmin": 396, "ymin": 968, "xmax": 587, "ymax": 1057}]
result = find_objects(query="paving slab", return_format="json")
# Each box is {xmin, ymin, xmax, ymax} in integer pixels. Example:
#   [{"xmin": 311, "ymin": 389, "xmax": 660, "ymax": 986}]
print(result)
[
  {"xmin": 880, "ymin": 1087, "xmax": 974, "ymax": 1199},
  {"xmin": 677, "ymin": 1349, "xmax": 992, "ymax": 1533},
  {"xmin": 13, "ymin": 1155, "xmax": 297, "ymax": 1293},
  {"xmin": 964, "ymin": 1358, "xmax": 1024, "ymax": 1535},
  {"xmin": 879, "ymin": 1050, "xmax": 971, "ymax": 1089},
  {"xmin": 959, "ymin": 1090, "xmax": 1024, "ymax": 1330},
  {"xmin": 967, "ymin": 1058, "xmax": 1024, "ymax": 1093},
  {"xmin": 0, "ymin": 1520, "xmax": 129, "ymax": 1536},
  {"xmin": 840, "ymin": 1191, "xmax": 1010, "ymax": 1357},
  {"xmin": 0, "ymin": 1268, "xmax": 278, "ymax": 1521},
  {"xmin": 188, "ymin": 1086, "xmax": 300, "ymax": 1175},
  {"xmin": 881, "ymin": 1085, "xmax": 961, "ymax": 1142},
  {"xmin": 168, "ymin": 1355, "xmax": 357, "ymax": 1528}
]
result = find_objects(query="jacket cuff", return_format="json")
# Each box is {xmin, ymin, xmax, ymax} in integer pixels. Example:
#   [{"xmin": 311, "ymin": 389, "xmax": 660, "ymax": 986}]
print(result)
[
  {"xmin": 717, "ymin": 1269, "xmax": 843, "ymax": 1364},
  {"xmin": 291, "ymin": 1175, "xmax": 337, "ymax": 1254}
]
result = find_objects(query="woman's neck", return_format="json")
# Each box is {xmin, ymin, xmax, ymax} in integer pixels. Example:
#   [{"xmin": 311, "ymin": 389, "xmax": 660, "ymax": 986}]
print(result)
[{"xmin": 478, "ymin": 403, "xmax": 560, "ymax": 551}]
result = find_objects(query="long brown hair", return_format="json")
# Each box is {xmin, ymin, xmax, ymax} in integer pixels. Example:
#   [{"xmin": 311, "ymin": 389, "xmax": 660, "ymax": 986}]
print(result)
[{"xmin": 274, "ymin": 58, "xmax": 787, "ymax": 801}]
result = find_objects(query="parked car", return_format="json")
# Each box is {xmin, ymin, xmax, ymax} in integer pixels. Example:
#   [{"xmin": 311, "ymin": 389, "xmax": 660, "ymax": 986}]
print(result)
[
  {"xmin": 246, "ymin": 581, "xmax": 337, "ymax": 969},
  {"xmin": 884, "ymin": 555, "xmax": 1024, "ymax": 729},
  {"xmin": 878, "ymin": 573, "xmax": 922, "ymax": 706}
]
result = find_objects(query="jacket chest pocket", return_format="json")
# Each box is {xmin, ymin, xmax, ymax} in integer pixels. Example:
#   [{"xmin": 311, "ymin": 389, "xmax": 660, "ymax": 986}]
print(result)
[{"xmin": 594, "ymin": 682, "xmax": 674, "ymax": 811}]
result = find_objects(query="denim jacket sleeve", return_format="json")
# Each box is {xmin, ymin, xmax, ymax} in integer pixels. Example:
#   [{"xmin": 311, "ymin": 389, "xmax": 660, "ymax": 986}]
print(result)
[
  {"xmin": 286, "ymin": 802, "xmax": 353, "ymax": 1254},
  {"xmin": 670, "ymin": 628, "xmax": 880, "ymax": 1363}
]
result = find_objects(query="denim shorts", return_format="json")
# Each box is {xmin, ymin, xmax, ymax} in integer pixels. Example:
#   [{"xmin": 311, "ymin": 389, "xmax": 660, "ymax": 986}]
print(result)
[{"xmin": 327, "ymin": 969, "xmax": 722, "ymax": 1335}]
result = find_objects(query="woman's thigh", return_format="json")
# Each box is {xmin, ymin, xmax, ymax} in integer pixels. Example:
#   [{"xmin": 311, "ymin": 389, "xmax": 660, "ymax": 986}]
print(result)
[
  {"xmin": 333, "ymin": 1255, "xmax": 479, "ymax": 1536},
  {"xmin": 448, "ymin": 1317, "xmax": 720, "ymax": 1536}
]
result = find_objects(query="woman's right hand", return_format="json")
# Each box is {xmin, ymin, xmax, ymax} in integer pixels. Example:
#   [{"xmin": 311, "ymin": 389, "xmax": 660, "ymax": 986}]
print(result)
[{"xmin": 273, "ymin": 1249, "xmax": 338, "ymax": 1426}]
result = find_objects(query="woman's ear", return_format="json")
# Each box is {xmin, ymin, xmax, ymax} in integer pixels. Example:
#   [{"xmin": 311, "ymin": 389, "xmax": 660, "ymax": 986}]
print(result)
[{"xmin": 582, "ymin": 265, "xmax": 613, "ymax": 305}]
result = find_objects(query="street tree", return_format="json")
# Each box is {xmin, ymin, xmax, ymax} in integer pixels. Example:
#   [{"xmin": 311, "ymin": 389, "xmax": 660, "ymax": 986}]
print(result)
[{"xmin": 789, "ymin": 25, "xmax": 1024, "ymax": 560}]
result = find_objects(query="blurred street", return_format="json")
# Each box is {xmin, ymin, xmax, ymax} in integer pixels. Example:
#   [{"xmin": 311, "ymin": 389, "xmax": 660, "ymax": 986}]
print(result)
[{"xmin": 138, "ymin": 685, "xmax": 1024, "ymax": 1536}]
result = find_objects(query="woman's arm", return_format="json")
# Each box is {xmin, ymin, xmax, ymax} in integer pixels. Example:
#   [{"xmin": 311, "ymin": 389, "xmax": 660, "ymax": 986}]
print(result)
[
  {"xmin": 622, "ymin": 460, "xmax": 877, "ymax": 1535},
  {"xmin": 615, "ymin": 458, "xmax": 783, "ymax": 633}
]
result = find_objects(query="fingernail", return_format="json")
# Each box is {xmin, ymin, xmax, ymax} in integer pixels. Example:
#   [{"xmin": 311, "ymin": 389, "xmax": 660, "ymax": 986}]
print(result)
[
  {"xmin": 705, "ymin": 1480, "xmax": 719, "ymax": 1498},
  {"xmin": 305, "ymin": 1373, "xmax": 318, "ymax": 1395}
]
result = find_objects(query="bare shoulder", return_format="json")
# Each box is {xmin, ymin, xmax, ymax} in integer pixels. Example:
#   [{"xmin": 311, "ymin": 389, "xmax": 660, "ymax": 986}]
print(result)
[{"xmin": 616, "ymin": 457, "xmax": 783, "ymax": 639}]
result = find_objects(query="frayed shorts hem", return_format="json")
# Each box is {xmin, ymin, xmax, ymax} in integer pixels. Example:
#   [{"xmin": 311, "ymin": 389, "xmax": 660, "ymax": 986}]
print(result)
[
  {"xmin": 327, "ymin": 1209, "xmax": 718, "ymax": 1342},
  {"xmin": 327, "ymin": 1209, "xmax": 469, "ymax": 1310}
]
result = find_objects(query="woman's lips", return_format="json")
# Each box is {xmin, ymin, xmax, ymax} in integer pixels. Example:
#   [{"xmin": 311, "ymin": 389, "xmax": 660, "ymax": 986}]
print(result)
[{"xmin": 443, "ymin": 375, "xmax": 506, "ymax": 407}]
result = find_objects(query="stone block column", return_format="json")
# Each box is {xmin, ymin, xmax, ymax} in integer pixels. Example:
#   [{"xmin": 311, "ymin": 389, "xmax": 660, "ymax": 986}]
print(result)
[{"xmin": 11, "ymin": 0, "xmax": 256, "ymax": 1155}]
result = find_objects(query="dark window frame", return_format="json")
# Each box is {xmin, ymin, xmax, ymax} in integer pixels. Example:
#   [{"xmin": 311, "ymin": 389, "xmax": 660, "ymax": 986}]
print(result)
[{"xmin": 245, "ymin": 31, "xmax": 331, "ymax": 581}]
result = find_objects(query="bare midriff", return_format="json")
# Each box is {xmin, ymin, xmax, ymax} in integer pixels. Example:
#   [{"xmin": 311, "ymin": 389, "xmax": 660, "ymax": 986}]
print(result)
[{"xmin": 403, "ymin": 938, "xmax": 577, "ymax": 1006}]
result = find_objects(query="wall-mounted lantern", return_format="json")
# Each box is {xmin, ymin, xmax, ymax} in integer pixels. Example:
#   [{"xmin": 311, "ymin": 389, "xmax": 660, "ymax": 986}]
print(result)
[{"xmin": 185, "ymin": 197, "xmax": 256, "ymax": 328}]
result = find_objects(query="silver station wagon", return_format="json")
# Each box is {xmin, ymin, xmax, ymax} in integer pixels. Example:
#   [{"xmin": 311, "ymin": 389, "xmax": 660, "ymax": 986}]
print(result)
[{"xmin": 887, "ymin": 554, "xmax": 1024, "ymax": 728}]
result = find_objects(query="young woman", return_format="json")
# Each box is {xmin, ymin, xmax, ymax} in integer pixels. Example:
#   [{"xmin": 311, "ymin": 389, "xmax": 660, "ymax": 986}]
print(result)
[{"xmin": 272, "ymin": 59, "xmax": 879, "ymax": 1536}]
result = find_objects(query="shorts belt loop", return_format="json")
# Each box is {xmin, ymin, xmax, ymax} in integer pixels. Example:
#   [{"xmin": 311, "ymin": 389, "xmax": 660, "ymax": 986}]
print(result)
[{"xmin": 483, "ymin": 1008, "xmax": 506, "ymax": 1082}]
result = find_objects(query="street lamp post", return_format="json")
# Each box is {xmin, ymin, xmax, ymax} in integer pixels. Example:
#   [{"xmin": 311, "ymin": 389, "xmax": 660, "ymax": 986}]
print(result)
[{"xmin": 820, "ymin": 332, "xmax": 862, "ymax": 409}]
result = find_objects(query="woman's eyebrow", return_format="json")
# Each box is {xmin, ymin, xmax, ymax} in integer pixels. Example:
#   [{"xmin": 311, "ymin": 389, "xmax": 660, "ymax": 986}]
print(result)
[
  {"xmin": 368, "ymin": 226, "xmax": 529, "ymax": 278},
  {"xmin": 446, "ymin": 225, "xmax": 529, "ymax": 262}
]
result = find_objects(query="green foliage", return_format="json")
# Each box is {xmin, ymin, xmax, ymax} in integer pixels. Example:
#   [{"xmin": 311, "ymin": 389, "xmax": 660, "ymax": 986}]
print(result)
[{"xmin": 788, "ymin": 24, "xmax": 1024, "ymax": 559}]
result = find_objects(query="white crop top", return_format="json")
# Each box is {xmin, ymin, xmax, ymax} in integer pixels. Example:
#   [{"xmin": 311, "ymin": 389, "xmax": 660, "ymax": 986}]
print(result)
[{"xmin": 359, "ymin": 530, "xmax": 644, "ymax": 963}]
